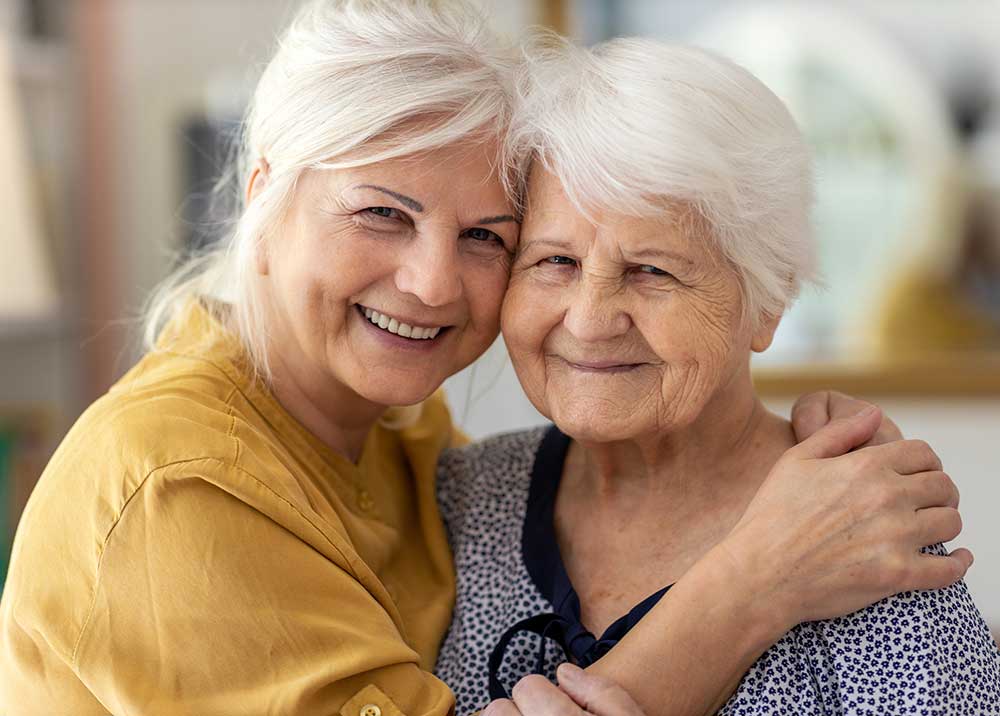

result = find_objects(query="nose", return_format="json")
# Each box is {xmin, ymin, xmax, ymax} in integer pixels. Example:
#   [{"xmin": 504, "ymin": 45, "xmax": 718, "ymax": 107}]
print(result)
[
  {"xmin": 563, "ymin": 279, "xmax": 631, "ymax": 343},
  {"xmin": 393, "ymin": 233, "xmax": 463, "ymax": 307}
]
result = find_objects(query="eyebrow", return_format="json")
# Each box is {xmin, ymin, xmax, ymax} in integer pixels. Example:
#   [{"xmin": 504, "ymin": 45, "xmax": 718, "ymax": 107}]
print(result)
[
  {"xmin": 476, "ymin": 215, "xmax": 518, "ymax": 225},
  {"xmin": 629, "ymin": 247, "xmax": 694, "ymax": 266},
  {"xmin": 356, "ymin": 184, "xmax": 424, "ymax": 212},
  {"xmin": 522, "ymin": 238, "xmax": 575, "ymax": 253},
  {"xmin": 354, "ymin": 186, "xmax": 515, "ymax": 226},
  {"xmin": 523, "ymin": 239, "xmax": 694, "ymax": 265}
]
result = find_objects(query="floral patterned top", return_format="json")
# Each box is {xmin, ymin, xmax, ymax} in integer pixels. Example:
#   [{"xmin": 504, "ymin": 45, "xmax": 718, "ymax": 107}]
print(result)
[{"xmin": 435, "ymin": 426, "xmax": 1000, "ymax": 716}]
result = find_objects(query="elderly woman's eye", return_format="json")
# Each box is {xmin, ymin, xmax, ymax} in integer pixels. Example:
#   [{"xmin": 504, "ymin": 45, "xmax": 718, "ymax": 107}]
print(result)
[
  {"xmin": 365, "ymin": 206, "xmax": 400, "ymax": 220},
  {"xmin": 639, "ymin": 264, "xmax": 671, "ymax": 277},
  {"xmin": 544, "ymin": 256, "xmax": 576, "ymax": 266}
]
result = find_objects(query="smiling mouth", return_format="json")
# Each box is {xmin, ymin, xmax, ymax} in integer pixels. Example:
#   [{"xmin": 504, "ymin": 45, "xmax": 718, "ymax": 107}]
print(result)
[
  {"xmin": 563, "ymin": 359, "xmax": 644, "ymax": 374},
  {"xmin": 357, "ymin": 305, "xmax": 445, "ymax": 340}
]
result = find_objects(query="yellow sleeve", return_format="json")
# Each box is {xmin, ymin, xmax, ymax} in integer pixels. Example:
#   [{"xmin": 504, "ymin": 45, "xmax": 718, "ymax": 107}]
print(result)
[{"xmin": 72, "ymin": 470, "xmax": 455, "ymax": 716}]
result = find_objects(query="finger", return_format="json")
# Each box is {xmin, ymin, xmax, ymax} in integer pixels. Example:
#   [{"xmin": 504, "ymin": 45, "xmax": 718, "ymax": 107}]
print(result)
[
  {"xmin": 557, "ymin": 664, "xmax": 642, "ymax": 715},
  {"xmin": 861, "ymin": 439, "xmax": 943, "ymax": 475},
  {"xmin": 482, "ymin": 698, "xmax": 524, "ymax": 716},
  {"xmin": 790, "ymin": 390, "xmax": 833, "ymax": 442},
  {"xmin": 914, "ymin": 507, "xmax": 963, "ymax": 547},
  {"xmin": 822, "ymin": 391, "xmax": 873, "ymax": 422},
  {"xmin": 907, "ymin": 550, "xmax": 973, "ymax": 591},
  {"xmin": 865, "ymin": 414, "xmax": 905, "ymax": 446},
  {"xmin": 907, "ymin": 471, "xmax": 960, "ymax": 509},
  {"xmin": 512, "ymin": 674, "xmax": 581, "ymax": 716},
  {"xmin": 787, "ymin": 405, "xmax": 882, "ymax": 459}
]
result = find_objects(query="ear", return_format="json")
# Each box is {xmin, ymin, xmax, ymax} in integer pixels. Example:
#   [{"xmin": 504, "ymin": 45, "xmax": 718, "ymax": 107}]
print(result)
[
  {"xmin": 246, "ymin": 158, "xmax": 270, "ymax": 205},
  {"xmin": 751, "ymin": 312, "xmax": 781, "ymax": 353},
  {"xmin": 247, "ymin": 159, "xmax": 271, "ymax": 276}
]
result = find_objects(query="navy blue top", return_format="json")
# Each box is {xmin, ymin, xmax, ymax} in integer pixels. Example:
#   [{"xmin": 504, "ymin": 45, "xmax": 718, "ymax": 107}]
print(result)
[{"xmin": 488, "ymin": 426, "xmax": 670, "ymax": 698}]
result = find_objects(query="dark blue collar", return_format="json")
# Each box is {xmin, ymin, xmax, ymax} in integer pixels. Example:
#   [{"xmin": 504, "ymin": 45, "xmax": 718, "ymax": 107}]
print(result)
[{"xmin": 488, "ymin": 425, "xmax": 672, "ymax": 700}]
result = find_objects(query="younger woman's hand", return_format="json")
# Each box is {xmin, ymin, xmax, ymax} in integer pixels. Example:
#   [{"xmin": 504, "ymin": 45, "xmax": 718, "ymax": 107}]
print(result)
[
  {"xmin": 482, "ymin": 664, "xmax": 645, "ymax": 716},
  {"xmin": 791, "ymin": 390, "xmax": 903, "ymax": 446},
  {"xmin": 721, "ymin": 405, "xmax": 972, "ymax": 630}
]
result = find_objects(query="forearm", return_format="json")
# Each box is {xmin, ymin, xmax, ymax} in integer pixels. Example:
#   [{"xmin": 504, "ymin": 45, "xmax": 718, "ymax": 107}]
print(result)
[{"xmin": 586, "ymin": 543, "xmax": 789, "ymax": 716}]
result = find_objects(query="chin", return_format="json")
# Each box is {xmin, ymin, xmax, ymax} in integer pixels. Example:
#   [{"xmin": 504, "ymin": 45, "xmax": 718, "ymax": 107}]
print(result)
[
  {"xmin": 356, "ymin": 373, "xmax": 443, "ymax": 408},
  {"xmin": 548, "ymin": 404, "xmax": 641, "ymax": 443}
]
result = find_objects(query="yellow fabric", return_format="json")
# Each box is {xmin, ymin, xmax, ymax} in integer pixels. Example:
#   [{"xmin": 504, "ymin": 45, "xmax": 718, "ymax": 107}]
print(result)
[{"xmin": 0, "ymin": 301, "xmax": 459, "ymax": 716}]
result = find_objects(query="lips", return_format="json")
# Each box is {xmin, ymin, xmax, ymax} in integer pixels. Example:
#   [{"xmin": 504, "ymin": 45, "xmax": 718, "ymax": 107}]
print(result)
[{"xmin": 562, "ymin": 358, "xmax": 644, "ymax": 373}]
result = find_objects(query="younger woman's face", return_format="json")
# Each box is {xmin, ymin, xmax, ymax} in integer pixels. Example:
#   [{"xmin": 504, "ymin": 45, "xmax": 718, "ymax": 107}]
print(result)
[{"xmin": 256, "ymin": 139, "xmax": 518, "ymax": 408}]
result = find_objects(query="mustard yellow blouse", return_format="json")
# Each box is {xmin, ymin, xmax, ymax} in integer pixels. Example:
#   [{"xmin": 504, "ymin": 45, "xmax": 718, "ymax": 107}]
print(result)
[{"xmin": 0, "ymin": 302, "xmax": 462, "ymax": 715}]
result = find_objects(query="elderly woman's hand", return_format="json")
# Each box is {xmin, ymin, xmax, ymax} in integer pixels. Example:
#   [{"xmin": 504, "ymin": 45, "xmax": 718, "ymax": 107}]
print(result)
[
  {"xmin": 791, "ymin": 390, "xmax": 903, "ymax": 446},
  {"xmin": 721, "ymin": 404, "xmax": 972, "ymax": 627},
  {"xmin": 482, "ymin": 665, "xmax": 645, "ymax": 716}
]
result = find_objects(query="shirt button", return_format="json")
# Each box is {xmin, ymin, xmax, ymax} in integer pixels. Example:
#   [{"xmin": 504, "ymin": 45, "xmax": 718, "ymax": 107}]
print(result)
[
  {"xmin": 357, "ymin": 490, "xmax": 375, "ymax": 512},
  {"xmin": 360, "ymin": 704, "xmax": 381, "ymax": 716}
]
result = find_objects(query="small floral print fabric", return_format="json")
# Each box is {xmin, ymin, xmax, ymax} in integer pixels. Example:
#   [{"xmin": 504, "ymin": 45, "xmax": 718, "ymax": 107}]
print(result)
[{"xmin": 435, "ymin": 426, "xmax": 1000, "ymax": 716}]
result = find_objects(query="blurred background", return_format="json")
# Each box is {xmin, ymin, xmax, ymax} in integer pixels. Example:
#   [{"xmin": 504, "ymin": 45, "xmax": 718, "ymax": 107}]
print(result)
[{"xmin": 0, "ymin": 0, "xmax": 998, "ymax": 634}]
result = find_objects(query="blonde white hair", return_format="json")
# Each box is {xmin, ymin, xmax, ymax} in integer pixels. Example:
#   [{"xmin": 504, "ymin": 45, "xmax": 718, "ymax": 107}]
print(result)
[
  {"xmin": 144, "ymin": 0, "xmax": 514, "ymax": 381},
  {"xmin": 505, "ymin": 35, "xmax": 816, "ymax": 326}
]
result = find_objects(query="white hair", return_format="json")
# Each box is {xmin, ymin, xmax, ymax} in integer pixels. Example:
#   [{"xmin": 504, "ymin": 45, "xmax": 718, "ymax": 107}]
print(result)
[
  {"xmin": 144, "ymin": 0, "xmax": 514, "ymax": 380},
  {"xmin": 505, "ymin": 34, "xmax": 817, "ymax": 326}
]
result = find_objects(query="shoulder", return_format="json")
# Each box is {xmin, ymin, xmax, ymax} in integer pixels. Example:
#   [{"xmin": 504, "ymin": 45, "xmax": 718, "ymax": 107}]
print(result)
[
  {"xmin": 439, "ymin": 425, "xmax": 549, "ymax": 475},
  {"xmin": 436, "ymin": 426, "xmax": 548, "ymax": 531},
  {"xmin": 438, "ymin": 426, "xmax": 549, "ymax": 493},
  {"xmin": 724, "ymin": 546, "xmax": 1000, "ymax": 714},
  {"xmin": 768, "ymin": 549, "xmax": 998, "ymax": 711},
  {"xmin": 58, "ymin": 351, "xmax": 246, "ymax": 487}
]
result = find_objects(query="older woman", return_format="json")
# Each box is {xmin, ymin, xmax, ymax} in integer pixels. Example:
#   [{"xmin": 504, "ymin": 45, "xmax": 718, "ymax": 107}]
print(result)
[
  {"xmin": 0, "ymin": 3, "xmax": 974, "ymax": 715},
  {"xmin": 436, "ymin": 38, "xmax": 1000, "ymax": 715}
]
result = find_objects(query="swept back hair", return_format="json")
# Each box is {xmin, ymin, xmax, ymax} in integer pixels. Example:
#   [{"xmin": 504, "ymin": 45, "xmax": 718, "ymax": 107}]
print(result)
[
  {"xmin": 504, "ymin": 33, "xmax": 817, "ymax": 327},
  {"xmin": 144, "ymin": 0, "xmax": 515, "ymax": 382}
]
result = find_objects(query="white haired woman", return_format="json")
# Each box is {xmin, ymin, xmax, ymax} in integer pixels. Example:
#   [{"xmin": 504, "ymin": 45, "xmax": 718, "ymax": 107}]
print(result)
[
  {"xmin": 0, "ymin": 3, "xmax": 973, "ymax": 715},
  {"xmin": 436, "ymin": 38, "xmax": 1000, "ymax": 716}
]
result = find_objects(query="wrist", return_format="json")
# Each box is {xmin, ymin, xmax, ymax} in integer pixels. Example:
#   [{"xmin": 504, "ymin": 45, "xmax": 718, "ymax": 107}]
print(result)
[{"xmin": 696, "ymin": 538, "xmax": 796, "ymax": 652}]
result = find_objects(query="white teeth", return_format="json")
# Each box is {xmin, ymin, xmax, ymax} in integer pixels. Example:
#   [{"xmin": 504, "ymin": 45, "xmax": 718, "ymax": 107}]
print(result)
[{"xmin": 359, "ymin": 306, "xmax": 443, "ymax": 340}]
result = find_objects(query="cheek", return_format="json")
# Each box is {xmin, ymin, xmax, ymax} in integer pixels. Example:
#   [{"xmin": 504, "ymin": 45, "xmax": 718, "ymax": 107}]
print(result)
[
  {"xmin": 500, "ymin": 278, "xmax": 556, "ymax": 357},
  {"xmin": 642, "ymin": 292, "xmax": 747, "ymax": 399}
]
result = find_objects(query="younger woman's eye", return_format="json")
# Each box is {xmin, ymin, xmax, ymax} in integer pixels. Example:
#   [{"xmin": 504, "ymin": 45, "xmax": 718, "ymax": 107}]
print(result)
[
  {"xmin": 544, "ymin": 256, "xmax": 576, "ymax": 266},
  {"xmin": 464, "ymin": 227, "xmax": 504, "ymax": 244}
]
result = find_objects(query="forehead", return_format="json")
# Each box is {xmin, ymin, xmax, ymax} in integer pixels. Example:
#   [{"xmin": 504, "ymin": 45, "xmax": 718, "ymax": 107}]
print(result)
[
  {"xmin": 304, "ymin": 139, "xmax": 511, "ymax": 205},
  {"xmin": 522, "ymin": 165, "xmax": 707, "ymax": 255}
]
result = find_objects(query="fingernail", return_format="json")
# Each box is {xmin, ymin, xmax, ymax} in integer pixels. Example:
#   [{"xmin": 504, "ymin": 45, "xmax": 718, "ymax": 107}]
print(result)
[
  {"xmin": 855, "ymin": 405, "xmax": 877, "ymax": 417},
  {"xmin": 557, "ymin": 663, "xmax": 583, "ymax": 683}
]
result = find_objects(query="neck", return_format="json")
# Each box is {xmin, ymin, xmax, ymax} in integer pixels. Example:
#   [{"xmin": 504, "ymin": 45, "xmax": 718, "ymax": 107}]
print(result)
[
  {"xmin": 569, "ymin": 369, "xmax": 792, "ymax": 506},
  {"xmin": 266, "ymin": 344, "xmax": 384, "ymax": 463}
]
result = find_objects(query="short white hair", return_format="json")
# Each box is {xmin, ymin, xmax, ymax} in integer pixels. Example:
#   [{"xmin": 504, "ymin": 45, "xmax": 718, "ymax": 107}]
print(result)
[
  {"xmin": 144, "ymin": 0, "xmax": 514, "ymax": 379},
  {"xmin": 505, "ymin": 35, "xmax": 816, "ymax": 326}
]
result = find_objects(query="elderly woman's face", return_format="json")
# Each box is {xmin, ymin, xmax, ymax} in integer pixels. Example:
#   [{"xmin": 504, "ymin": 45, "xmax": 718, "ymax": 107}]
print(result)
[
  {"xmin": 502, "ymin": 167, "xmax": 776, "ymax": 442},
  {"xmin": 259, "ymin": 140, "xmax": 517, "ymax": 407}
]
